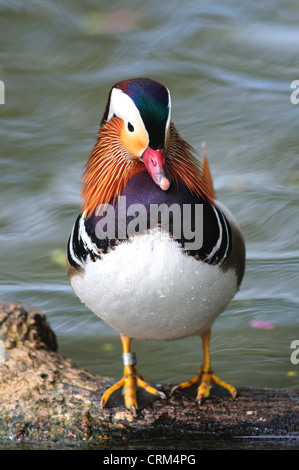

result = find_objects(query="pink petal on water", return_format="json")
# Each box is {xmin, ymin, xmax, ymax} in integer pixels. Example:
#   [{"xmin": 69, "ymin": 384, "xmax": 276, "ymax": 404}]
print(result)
[
  {"xmin": 250, "ymin": 320, "xmax": 275, "ymax": 330},
  {"xmin": 80, "ymin": 10, "xmax": 140, "ymax": 35}
]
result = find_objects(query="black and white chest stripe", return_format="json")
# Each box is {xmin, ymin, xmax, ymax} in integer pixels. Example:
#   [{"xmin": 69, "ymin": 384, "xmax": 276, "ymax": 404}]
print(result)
[
  {"xmin": 203, "ymin": 204, "xmax": 232, "ymax": 265},
  {"xmin": 67, "ymin": 203, "xmax": 232, "ymax": 272},
  {"xmin": 67, "ymin": 213, "xmax": 100, "ymax": 270}
]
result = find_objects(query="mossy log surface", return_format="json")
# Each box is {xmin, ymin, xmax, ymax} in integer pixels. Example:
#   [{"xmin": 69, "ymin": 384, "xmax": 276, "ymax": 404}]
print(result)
[{"xmin": 0, "ymin": 302, "xmax": 298, "ymax": 448}]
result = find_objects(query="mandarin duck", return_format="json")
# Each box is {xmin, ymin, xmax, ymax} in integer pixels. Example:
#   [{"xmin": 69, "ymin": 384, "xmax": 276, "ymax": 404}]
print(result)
[{"xmin": 67, "ymin": 78, "xmax": 245, "ymax": 416}]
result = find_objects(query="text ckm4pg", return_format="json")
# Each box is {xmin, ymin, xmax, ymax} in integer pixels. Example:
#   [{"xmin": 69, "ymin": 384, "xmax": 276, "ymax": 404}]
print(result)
[{"xmin": 103, "ymin": 453, "xmax": 196, "ymax": 466}]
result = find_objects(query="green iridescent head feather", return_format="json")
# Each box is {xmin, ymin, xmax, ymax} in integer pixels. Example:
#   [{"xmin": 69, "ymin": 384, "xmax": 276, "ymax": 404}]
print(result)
[{"xmin": 115, "ymin": 78, "xmax": 170, "ymax": 149}]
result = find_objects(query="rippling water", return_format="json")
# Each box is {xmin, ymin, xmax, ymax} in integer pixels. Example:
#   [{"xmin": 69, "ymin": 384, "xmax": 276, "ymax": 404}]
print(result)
[{"xmin": 1, "ymin": 0, "xmax": 299, "ymax": 403}]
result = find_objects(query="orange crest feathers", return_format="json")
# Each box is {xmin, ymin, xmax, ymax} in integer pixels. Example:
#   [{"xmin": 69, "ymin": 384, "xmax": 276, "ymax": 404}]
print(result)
[
  {"xmin": 81, "ymin": 118, "xmax": 143, "ymax": 217},
  {"xmin": 166, "ymin": 124, "xmax": 215, "ymax": 205},
  {"xmin": 81, "ymin": 120, "xmax": 216, "ymax": 218}
]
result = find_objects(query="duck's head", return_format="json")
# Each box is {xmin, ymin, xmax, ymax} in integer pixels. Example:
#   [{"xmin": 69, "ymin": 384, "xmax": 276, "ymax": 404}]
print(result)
[
  {"xmin": 102, "ymin": 78, "xmax": 171, "ymax": 191},
  {"xmin": 81, "ymin": 78, "xmax": 215, "ymax": 216}
]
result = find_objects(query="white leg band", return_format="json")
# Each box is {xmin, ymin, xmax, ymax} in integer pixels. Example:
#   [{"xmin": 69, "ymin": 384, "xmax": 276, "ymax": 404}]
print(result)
[{"xmin": 122, "ymin": 352, "xmax": 137, "ymax": 366}]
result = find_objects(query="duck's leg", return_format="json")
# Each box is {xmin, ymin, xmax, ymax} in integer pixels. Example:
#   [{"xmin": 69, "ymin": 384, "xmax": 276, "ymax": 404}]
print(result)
[
  {"xmin": 101, "ymin": 334, "xmax": 166, "ymax": 416},
  {"xmin": 171, "ymin": 330, "xmax": 237, "ymax": 404}
]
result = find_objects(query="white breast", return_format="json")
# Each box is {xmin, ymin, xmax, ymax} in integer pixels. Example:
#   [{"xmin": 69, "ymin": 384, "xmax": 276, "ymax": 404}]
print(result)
[{"xmin": 70, "ymin": 229, "xmax": 238, "ymax": 341}]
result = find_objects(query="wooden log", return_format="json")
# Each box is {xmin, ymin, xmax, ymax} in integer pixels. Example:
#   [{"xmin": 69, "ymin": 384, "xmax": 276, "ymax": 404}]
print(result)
[{"xmin": 0, "ymin": 302, "xmax": 298, "ymax": 448}]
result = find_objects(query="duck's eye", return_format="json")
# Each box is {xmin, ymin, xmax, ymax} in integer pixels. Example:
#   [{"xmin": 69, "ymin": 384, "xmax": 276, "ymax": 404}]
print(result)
[{"xmin": 127, "ymin": 122, "xmax": 134, "ymax": 132}]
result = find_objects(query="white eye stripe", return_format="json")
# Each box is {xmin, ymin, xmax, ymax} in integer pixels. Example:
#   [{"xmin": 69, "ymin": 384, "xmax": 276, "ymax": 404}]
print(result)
[
  {"xmin": 166, "ymin": 87, "xmax": 171, "ymax": 127},
  {"xmin": 165, "ymin": 87, "xmax": 171, "ymax": 142},
  {"xmin": 108, "ymin": 88, "xmax": 147, "ymax": 135},
  {"xmin": 107, "ymin": 86, "xmax": 171, "ymax": 147}
]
